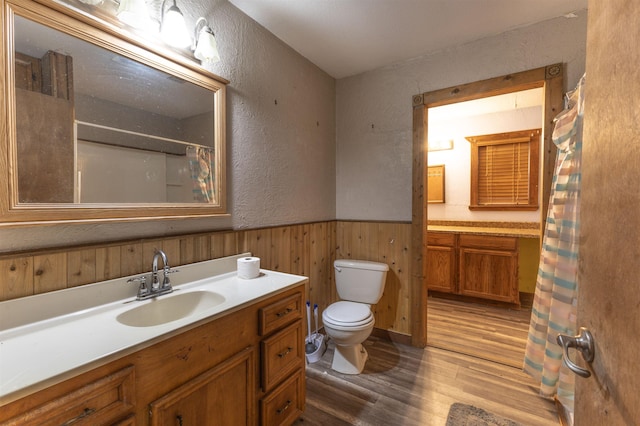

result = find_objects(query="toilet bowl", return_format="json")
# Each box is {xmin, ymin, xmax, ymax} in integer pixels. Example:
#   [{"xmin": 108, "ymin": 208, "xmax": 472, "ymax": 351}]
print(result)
[
  {"xmin": 323, "ymin": 301, "xmax": 375, "ymax": 374},
  {"xmin": 323, "ymin": 259, "xmax": 388, "ymax": 374}
]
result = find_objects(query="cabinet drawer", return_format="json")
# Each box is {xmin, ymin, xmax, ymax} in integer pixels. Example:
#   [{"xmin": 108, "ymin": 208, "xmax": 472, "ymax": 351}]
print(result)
[
  {"xmin": 459, "ymin": 234, "xmax": 517, "ymax": 251},
  {"xmin": 2, "ymin": 366, "xmax": 135, "ymax": 426},
  {"xmin": 427, "ymin": 232, "xmax": 456, "ymax": 246},
  {"xmin": 260, "ymin": 368, "xmax": 305, "ymax": 426},
  {"xmin": 261, "ymin": 321, "xmax": 304, "ymax": 392},
  {"xmin": 259, "ymin": 292, "xmax": 303, "ymax": 336}
]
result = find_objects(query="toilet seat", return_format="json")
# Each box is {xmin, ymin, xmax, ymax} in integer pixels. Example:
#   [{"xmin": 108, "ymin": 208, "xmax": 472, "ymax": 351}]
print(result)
[{"xmin": 323, "ymin": 301, "xmax": 374, "ymax": 330}]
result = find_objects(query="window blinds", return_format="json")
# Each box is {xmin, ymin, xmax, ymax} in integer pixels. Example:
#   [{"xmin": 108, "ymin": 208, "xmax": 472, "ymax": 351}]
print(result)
[{"xmin": 477, "ymin": 137, "xmax": 530, "ymax": 205}]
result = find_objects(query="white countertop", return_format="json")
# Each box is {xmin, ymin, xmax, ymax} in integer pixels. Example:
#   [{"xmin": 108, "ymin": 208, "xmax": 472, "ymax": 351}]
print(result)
[{"xmin": 0, "ymin": 253, "xmax": 308, "ymax": 404}]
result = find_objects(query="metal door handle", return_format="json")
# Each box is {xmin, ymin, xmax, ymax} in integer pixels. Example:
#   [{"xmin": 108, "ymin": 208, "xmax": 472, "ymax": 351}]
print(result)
[{"xmin": 556, "ymin": 327, "xmax": 594, "ymax": 378}]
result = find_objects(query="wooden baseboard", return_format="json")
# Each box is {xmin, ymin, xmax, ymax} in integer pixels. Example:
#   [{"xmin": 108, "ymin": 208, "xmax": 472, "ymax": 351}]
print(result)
[
  {"xmin": 425, "ymin": 291, "xmax": 535, "ymax": 309},
  {"xmin": 427, "ymin": 291, "xmax": 527, "ymax": 310},
  {"xmin": 519, "ymin": 292, "xmax": 535, "ymax": 308},
  {"xmin": 371, "ymin": 327, "xmax": 412, "ymax": 345}
]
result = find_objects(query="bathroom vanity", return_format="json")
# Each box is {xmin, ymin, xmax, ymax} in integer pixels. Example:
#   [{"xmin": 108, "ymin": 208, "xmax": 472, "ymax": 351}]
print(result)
[
  {"xmin": 0, "ymin": 254, "xmax": 307, "ymax": 425},
  {"xmin": 426, "ymin": 222, "xmax": 540, "ymax": 305}
]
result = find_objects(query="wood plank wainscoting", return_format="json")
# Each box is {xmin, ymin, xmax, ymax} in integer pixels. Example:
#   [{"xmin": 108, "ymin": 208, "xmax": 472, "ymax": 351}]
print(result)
[
  {"xmin": 1, "ymin": 221, "xmax": 558, "ymax": 424},
  {"xmin": 0, "ymin": 220, "xmax": 413, "ymax": 337}
]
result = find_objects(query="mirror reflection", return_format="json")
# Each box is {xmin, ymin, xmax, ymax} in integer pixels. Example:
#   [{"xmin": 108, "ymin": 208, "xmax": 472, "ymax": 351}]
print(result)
[{"xmin": 14, "ymin": 15, "xmax": 217, "ymax": 204}]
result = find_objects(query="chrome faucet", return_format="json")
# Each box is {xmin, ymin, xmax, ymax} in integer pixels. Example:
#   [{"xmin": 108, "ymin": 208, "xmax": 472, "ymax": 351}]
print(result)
[
  {"xmin": 152, "ymin": 249, "xmax": 171, "ymax": 290},
  {"xmin": 127, "ymin": 249, "xmax": 177, "ymax": 300}
]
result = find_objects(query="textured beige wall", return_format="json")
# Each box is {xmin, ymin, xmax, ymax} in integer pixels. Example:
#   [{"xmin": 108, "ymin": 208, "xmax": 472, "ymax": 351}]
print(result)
[
  {"xmin": 209, "ymin": 1, "xmax": 336, "ymax": 229},
  {"xmin": 1, "ymin": 3, "xmax": 588, "ymax": 255},
  {"xmin": 336, "ymin": 11, "xmax": 588, "ymax": 221},
  {"xmin": 0, "ymin": 0, "xmax": 336, "ymax": 253}
]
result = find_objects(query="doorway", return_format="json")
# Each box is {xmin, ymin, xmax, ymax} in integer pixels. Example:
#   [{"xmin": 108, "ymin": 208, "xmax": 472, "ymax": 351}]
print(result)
[{"xmin": 410, "ymin": 65, "xmax": 565, "ymax": 347}]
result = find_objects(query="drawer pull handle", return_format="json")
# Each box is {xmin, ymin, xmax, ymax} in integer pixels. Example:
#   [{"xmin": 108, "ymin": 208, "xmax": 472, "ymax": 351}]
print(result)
[
  {"xmin": 62, "ymin": 407, "xmax": 96, "ymax": 425},
  {"xmin": 276, "ymin": 308, "xmax": 293, "ymax": 317},
  {"xmin": 176, "ymin": 414, "xmax": 183, "ymax": 426},
  {"xmin": 277, "ymin": 347, "xmax": 293, "ymax": 358},
  {"xmin": 277, "ymin": 400, "xmax": 292, "ymax": 414}
]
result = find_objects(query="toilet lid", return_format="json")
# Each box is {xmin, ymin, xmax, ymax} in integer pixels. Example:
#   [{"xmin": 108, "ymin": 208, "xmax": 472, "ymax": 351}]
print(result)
[{"xmin": 323, "ymin": 301, "xmax": 373, "ymax": 326}]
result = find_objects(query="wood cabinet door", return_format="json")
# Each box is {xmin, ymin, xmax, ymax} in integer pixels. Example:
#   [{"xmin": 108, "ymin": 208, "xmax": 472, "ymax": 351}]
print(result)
[
  {"xmin": 459, "ymin": 247, "xmax": 518, "ymax": 304},
  {"xmin": 149, "ymin": 347, "xmax": 255, "ymax": 426},
  {"xmin": 15, "ymin": 52, "xmax": 42, "ymax": 92},
  {"xmin": 15, "ymin": 89, "xmax": 75, "ymax": 203},
  {"xmin": 426, "ymin": 245, "xmax": 456, "ymax": 293}
]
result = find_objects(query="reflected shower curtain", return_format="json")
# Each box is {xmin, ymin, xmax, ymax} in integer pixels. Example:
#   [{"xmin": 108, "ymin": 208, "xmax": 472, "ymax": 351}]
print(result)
[
  {"xmin": 523, "ymin": 74, "xmax": 585, "ymax": 420},
  {"xmin": 187, "ymin": 146, "xmax": 216, "ymax": 203}
]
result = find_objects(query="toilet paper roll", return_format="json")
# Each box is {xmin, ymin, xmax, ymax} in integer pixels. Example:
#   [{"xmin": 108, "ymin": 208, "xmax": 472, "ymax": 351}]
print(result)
[{"xmin": 237, "ymin": 257, "xmax": 261, "ymax": 279}]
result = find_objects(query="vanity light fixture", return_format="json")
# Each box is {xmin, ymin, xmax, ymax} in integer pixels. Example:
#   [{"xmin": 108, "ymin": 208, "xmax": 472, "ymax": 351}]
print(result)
[
  {"xmin": 116, "ymin": 0, "xmax": 156, "ymax": 31},
  {"xmin": 160, "ymin": 0, "xmax": 191, "ymax": 48},
  {"xmin": 193, "ymin": 18, "xmax": 220, "ymax": 64}
]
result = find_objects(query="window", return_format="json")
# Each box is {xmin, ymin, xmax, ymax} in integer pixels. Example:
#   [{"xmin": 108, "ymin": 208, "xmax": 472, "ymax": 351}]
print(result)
[{"xmin": 466, "ymin": 129, "xmax": 540, "ymax": 210}]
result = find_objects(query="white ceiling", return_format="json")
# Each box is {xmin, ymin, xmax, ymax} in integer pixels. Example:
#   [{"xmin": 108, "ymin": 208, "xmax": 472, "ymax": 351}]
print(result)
[{"xmin": 228, "ymin": 0, "xmax": 588, "ymax": 79}]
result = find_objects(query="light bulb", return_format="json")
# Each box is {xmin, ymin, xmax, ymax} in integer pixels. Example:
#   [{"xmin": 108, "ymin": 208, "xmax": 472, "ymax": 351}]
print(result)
[{"xmin": 161, "ymin": 3, "xmax": 191, "ymax": 48}]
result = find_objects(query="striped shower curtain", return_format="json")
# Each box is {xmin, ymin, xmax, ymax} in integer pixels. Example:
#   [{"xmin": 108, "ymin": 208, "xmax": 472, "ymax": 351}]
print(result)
[
  {"xmin": 187, "ymin": 146, "xmax": 216, "ymax": 203},
  {"xmin": 523, "ymin": 74, "xmax": 585, "ymax": 420}
]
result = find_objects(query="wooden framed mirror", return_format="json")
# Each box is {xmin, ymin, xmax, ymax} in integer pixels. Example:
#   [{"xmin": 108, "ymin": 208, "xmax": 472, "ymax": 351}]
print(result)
[{"xmin": 0, "ymin": 0, "xmax": 228, "ymax": 226}]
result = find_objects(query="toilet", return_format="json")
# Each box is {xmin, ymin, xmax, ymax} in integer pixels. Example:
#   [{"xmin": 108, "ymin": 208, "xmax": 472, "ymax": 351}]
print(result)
[{"xmin": 322, "ymin": 259, "xmax": 389, "ymax": 374}]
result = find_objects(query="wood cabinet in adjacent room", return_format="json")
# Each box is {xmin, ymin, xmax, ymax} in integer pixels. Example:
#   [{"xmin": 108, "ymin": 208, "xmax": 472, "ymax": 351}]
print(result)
[
  {"xmin": 426, "ymin": 231, "xmax": 520, "ymax": 305},
  {"xmin": 425, "ymin": 232, "xmax": 457, "ymax": 294},
  {"xmin": 458, "ymin": 234, "xmax": 518, "ymax": 304}
]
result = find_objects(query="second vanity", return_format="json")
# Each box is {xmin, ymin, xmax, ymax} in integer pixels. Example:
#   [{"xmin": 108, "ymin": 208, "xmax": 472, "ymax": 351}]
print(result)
[
  {"xmin": 426, "ymin": 221, "xmax": 540, "ymax": 306},
  {"xmin": 0, "ymin": 253, "xmax": 307, "ymax": 425}
]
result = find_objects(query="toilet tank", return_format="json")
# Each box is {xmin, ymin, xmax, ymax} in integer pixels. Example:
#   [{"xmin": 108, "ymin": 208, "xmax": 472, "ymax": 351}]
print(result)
[{"xmin": 334, "ymin": 259, "xmax": 389, "ymax": 304}]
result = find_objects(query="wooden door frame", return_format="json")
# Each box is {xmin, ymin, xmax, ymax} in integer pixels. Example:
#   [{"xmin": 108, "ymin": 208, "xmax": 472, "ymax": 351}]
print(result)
[{"xmin": 410, "ymin": 64, "xmax": 564, "ymax": 347}]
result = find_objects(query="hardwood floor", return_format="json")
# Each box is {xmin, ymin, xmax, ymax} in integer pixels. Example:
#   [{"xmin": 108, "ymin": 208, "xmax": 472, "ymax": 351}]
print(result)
[
  {"xmin": 296, "ymin": 297, "xmax": 557, "ymax": 426},
  {"xmin": 426, "ymin": 296, "xmax": 532, "ymax": 369}
]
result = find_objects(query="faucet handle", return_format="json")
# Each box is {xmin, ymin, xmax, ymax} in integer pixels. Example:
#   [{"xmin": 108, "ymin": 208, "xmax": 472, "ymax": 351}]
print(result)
[
  {"xmin": 165, "ymin": 267, "xmax": 180, "ymax": 274},
  {"xmin": 161, "ymin": 267, "xmax": 180, "ymax": 287},
  {"xmin": 162, "ymin": 265, "xmax": 180, "ymax": 286},
  {"xmin": 127, "ymin": 275, "xmax": 147, "ymax": 285},
  {"xmin": 127, "ymin": 275, "xmax": 150, "ymax": 299}
]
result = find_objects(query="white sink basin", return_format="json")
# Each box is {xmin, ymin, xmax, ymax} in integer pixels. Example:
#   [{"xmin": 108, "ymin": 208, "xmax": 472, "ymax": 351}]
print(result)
[{"xmin": 116, "ymin": 290, "xmax": 226, "ymax": 327}]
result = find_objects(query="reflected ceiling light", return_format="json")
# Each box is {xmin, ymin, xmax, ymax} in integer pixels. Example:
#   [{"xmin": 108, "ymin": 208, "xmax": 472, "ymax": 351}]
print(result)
[
  {"xmin": 116, "ymin": 0, "xmax": 156, "ymax": 31},
  {"xmin": 161, "ymin": 0, "xmax": 191, "ymax": 48},
  {"xmin": 193, "ymin": 18, "xmax": 220, "ymax": 64}
]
